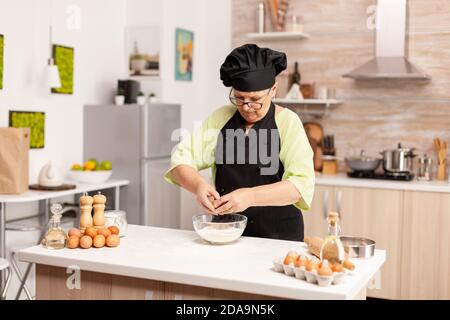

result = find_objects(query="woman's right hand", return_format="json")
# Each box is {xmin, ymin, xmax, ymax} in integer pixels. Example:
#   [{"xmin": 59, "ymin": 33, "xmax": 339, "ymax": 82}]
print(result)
[{"xmin": 195, "ymin": 181, "xmax": 220, "ymax": 215}]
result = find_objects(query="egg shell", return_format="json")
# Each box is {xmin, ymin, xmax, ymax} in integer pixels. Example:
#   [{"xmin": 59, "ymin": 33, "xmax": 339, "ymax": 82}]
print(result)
[
  {"xmin": 294, "ymin": 255, "xmax": 308, "ymax": 268},
  {"xmin": 98, "ymin": 228, "xmax": 112, "ymax": 238},
  {"xmin": 85, "ymin": 227, "xmax": 98, "ymax": 239},
  {"xmin": 106, "ymin": 234, "xmax": 120, "ymax": 247},
  {"xmin": 68, "ymin": 228, "xmax": 82, "ymax": 238},
  {"xmin": 108, "ymin": 225, "xmax": 120, "ymax": 235},
  {"xmin": 80, "ymin": 235, "xmax": 93, "ymax": 249},
  {"xmin": 67, "ymin": 236, "xmax": 80, "ymax": 249},
  {"xmin": 306, "ymin": 260, "xmax": 319, "ymax": 272},
  {"xmin": 93, "ymin": 234, "xmax": 106, "ymax": 248},
  {"xmin": 332, "ymin": 263, "xmax": 345, "ymax": 273}
]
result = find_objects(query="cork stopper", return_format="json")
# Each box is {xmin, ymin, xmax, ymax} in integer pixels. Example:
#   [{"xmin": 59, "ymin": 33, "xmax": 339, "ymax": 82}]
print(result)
[{"xmin": 327, "ymin": 211, "xmax": 339, "ymax": 226}]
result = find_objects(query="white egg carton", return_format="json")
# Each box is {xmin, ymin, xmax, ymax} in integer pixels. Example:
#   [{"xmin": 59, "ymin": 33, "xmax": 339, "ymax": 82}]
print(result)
[{"xmin": 272, "ymin": 257, "xmax": 347, "ymax": 287}]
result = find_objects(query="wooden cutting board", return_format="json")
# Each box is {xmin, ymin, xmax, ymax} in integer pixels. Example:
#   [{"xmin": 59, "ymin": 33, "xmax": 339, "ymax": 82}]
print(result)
[
  {"xmin": 304, "ymin": 122, "xmax": 324, "ymax": 171},
  {"xmin": 29, "ymin": 184, "xmax": 76, "ymax": 191}
]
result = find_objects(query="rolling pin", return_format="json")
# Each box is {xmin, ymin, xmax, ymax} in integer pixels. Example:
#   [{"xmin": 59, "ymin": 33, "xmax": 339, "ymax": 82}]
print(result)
[{"xmin": 304, "ymin": 236, "xmax": 355, "ymax": 270}]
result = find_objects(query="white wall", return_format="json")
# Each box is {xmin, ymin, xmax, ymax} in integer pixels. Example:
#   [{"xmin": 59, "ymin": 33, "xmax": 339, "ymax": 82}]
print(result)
[
  {"xmin": 127, "ymin": 0, "xmax": 232, "ymax": 229},
  {"xmin": 0, "ymin": 0, "xmax": 127, "ymax": 220},
  {"xmin": 0, "ymin": 0, "xmax": 127, "ymax": 299}
]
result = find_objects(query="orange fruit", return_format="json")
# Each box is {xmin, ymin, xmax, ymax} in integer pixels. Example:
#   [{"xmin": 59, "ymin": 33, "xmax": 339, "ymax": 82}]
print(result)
[{"xmin": 83, "ymin": 161, "xmax": 96, "ymax": 171}]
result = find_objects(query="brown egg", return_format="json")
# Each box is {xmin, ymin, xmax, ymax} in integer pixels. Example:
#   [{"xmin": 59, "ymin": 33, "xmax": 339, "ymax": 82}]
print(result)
[
  {"xmin": 85, "ymin": 227, "xmax": 98, "ymax": 239},
  {"xmin": 80, "ymin": 235, "xmax": 93, "ymax": 249},
  {"xmin": 108, "ymin": 225, "xmax": 120, "ymax": 235},
  {"xmin": 306, "ymin": 259, "xmax": 319, "ymax": 272},
  {"xmin": 68, "ymin": 228, "xmax": 82, "ymax": 238},
  {"xmin": 98, "ymin": 228, "xmax": 111, "ymax": 238},
  {"xmin": 283, "ymin": 251, "xmax": 299, "ymax": 265},
  {"xmin": 106, "ymin": 234, "xmax": 120, "ymax": 247},
  {"xmin": 67, "ymin": 236, "xmax": 80, "ymax": 249},
  {"xmin": 318, "ymin": 260, "xmax": 333, "ymax": 276},
  {"xmin": 93, "ymin": 234, "xmax": 106, "ymax": 248},
  {"xmin": 294, "ymin": 255, "xmax": 308, "ymax": 268},
  {"xmin": 331, "ymin": 263, "xmax": 344, "ymax": 273}
]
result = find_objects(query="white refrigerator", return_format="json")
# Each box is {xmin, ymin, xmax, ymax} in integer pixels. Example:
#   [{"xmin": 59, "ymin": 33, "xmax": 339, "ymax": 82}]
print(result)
[{"xmin": 84, "ymin": 103, "xmax": 181, "ymax": 227}]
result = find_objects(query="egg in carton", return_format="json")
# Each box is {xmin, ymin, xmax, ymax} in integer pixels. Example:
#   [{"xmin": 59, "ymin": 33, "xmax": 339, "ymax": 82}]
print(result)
[{"xmin": 273, "ymin": 252, "xmax": 349, "ymax": 287}]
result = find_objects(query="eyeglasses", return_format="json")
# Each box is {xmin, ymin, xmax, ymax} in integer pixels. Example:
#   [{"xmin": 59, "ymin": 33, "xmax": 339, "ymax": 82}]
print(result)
[{"xmin": 229, "ymin": 88, "xmax": 271, "ymax": 110}]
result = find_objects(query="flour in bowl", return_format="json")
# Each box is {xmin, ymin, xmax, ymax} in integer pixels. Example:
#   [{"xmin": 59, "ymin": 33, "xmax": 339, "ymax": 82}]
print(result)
[{"xmin": 197, "ymin": 226, "xmax": 244, "ymax": 244}]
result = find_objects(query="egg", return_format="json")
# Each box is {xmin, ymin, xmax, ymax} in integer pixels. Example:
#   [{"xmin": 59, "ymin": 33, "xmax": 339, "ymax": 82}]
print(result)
[
  {"xmin": 68, "ymin": 228, "xmax": 82, "ymax": 238},
  {"xmin": 85, "ymin": 227, "xmax": 98, "ymax": 239},
  {"xmin": 98, "ymin": 228, "xmax": 111, "ymax": 238},
  {"xmin": 106, "ymin": 234, "xmax": 120, "ymax": 247},
  {"xmin": 294, "ymin": 255, "xmax": 308, "ymax": 268},
  {"xmin": 67, "ymin": 236, "xmax": 80, "ymax": 249},
  {"xmin": 306, "ymin": 259, "xmax": 319, "ymax": 272},
  {"xmin": 283, "ymin": 251, "xmax": 299, "ymax": 265},
  {"xmin": 108, "ymin": 225, "xmax": 120, "ymax": 235},
  {"xmin": 93, "ymin": 234, "xmax": 106, "ymax": 248},
  {"xmin": 318, "ymin": 260, "xmax": 333, "ymax": 276},
  {"xmin": 80, "ymin": 235, "xmax": 93, "ymax": 249},
  {"xmin": 332, "ymin": 263, "xmax": 344, "ymax": 273}
]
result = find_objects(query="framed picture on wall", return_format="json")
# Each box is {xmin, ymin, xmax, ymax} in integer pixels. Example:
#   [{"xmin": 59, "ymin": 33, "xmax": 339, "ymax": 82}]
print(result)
[
  {"xmin": 126, "ymin": 26, "xmax": 160, "ymax": 77},
  {"xmin": 51, "ymin": 44, "xmax": 74, "ymax": 94},
  {"xmin": 175, "ymin": 28, "xmax": 194, "ymax": 81},
  {"xmin": 9, "ymin": 111, "xmax": 46, "ymax": 149},
  {"xmin": 0, "ymin": 34, "xmax": 4, "ymax": 90}
]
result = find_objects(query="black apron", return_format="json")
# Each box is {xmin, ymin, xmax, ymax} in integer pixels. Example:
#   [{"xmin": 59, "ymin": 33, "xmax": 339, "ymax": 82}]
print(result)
[{"xmin": 214, "ymin": 102, "xmax": 304, "ymax": 241}]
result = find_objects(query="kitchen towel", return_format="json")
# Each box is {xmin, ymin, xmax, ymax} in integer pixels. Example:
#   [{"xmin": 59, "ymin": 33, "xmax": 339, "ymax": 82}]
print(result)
[{"xmin": 0, "ymin": 127, "xmax": 30, "ymax": 194}]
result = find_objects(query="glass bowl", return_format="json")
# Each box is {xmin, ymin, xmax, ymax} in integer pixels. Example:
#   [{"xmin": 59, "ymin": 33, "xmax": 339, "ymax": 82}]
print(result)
[{"xmin": 192, "ymin": 214, "xmax": 247, "ymax": 245}]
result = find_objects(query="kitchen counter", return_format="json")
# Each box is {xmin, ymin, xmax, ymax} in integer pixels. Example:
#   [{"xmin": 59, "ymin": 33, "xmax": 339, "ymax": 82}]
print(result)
[
  {"xmin": 316, "ymin": 173, "xmax": 450, "ymax": 193},
  {"xmin": 19, "ymin": 225, "xmax": 385, "ymax": 300}
]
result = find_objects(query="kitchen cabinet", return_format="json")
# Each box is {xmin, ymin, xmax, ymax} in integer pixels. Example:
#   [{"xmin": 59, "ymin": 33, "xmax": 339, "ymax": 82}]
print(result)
[
  {"xmin": 400, "ymin": 191, "xmax": 450, "ymax": 300},
  {"xmin": 337, "ymin": 187, "xmax": 404, "ymax": 300},
  {"xmin": 303, "ymin": 185, "xmax": 334, "ymax": 238}
]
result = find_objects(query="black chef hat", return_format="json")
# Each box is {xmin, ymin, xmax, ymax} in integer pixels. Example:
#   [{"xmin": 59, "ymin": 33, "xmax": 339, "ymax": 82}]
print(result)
[{"xmin": 220, "ymin": 44, "xmax": 287, "ymax": 92}]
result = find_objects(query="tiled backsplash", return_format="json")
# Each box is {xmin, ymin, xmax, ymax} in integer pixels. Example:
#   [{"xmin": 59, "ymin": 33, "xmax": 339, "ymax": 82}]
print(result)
[{"xmin": 232, "ymin": 0, "xmax": 450, "ymax": 171}]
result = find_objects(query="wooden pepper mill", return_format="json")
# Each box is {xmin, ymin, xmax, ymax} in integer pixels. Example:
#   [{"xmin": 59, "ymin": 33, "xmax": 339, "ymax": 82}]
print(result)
[
  {"xmin": 93, "ymin": 192, "xmax": 107, "ymax": 230},
  {"xmin": 79, "ymin": 193, "xmax": 93, "ymax": 233}
]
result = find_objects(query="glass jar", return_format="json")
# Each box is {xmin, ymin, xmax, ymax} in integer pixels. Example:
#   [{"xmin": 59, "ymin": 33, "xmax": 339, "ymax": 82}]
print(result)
[{"xmin": 104, "ymin": 210, "xmax": 128, "ymax": 237}]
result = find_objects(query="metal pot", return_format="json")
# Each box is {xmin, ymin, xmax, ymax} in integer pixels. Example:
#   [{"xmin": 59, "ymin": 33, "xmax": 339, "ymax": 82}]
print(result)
[
  {"xmin": 381, "ymin": 143, "xmax": 417, "ymax": 173},
  {"xmin": 345, "ymin": 150, "xmax": 381, "ymax": 172}
]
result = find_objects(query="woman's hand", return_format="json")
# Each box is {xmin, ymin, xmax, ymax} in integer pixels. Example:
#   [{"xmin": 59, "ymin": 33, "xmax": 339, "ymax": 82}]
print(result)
[
  {"xmin": 195, "ymin": 181, "xmax": 220, "ymax": 215},
  {"xmin": 213, "ymin": 188, "xmax": 255, "ymax": 215}
]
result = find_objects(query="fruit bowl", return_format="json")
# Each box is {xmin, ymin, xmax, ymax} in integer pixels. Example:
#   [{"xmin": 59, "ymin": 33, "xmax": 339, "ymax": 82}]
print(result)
[
  {"xmin": 192, "ymin": 214, "xmax": 247, "ymax": 245},
  {"xmin": 69, "ymin": 170, "xmax": 112, "ymax": 184}
]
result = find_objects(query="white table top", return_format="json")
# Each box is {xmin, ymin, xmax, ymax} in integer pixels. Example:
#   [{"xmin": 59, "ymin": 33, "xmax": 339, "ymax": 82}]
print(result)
[
  {"xmin": 316, "ymin": 173, "xmax": 450, "ymax": 193},
  {"xmin": 0, "ymin": 179, "xmax": 129, "ymax": 203},
  {"xmin": 19, "ymin": 225, "xmax": 385, "ymax": 300}
]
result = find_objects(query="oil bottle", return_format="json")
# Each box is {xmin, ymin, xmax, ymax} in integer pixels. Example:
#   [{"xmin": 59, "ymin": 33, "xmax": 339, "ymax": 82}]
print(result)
[
  {"xmin": 320, "ymin": 211, "xmax": 345, "ymax": 264},
  {"xmin": 42, "ymin": 203, "xmax": 67, "ymax": 249}
]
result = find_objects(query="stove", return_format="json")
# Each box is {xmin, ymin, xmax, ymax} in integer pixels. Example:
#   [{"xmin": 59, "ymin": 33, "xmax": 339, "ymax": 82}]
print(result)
[{"xmin": 347, "ymin": 170, "xmax": 414, "ymax": 181}]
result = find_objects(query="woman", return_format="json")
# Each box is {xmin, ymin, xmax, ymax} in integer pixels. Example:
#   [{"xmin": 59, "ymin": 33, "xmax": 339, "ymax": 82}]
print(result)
[{"xmin": 164, "ymin": 44, "xmax": 314, "ymax": 241}]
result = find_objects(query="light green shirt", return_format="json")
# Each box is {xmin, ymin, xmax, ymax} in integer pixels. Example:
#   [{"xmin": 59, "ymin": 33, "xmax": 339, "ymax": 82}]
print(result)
[{"xmin": 164, "ymin": 105, "xmax": 315, "ymax": 211}]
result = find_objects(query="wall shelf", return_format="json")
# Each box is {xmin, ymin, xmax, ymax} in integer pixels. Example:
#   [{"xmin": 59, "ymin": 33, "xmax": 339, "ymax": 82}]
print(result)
[
  {"xmin": 273, "ymin": 98, "xmax": 343, "ymax": 118},
  {"xmin": 273, "ymin": 98, "xmax": 343, "ymax": 107},
  {"xmin": 247, "ymin": 31, "xmax": 310, "ymax": 41}
]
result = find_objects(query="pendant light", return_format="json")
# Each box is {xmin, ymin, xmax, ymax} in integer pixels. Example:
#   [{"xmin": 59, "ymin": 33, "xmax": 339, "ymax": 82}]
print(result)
[{"xmin": 46, "ymin": 0, "xmax": 61, "ymax": 89}]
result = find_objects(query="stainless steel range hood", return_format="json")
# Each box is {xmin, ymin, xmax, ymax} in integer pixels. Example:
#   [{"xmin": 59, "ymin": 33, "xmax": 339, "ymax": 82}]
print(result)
[{"xmin": 343, "ymin": 0, "xmax": 430, "ymax": 81}]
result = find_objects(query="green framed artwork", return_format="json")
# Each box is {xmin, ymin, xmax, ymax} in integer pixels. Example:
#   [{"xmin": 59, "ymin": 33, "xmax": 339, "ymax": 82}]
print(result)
[
  {"xmin": 9, "ymin": 111, "xmax": 45, "ymax": 149},
  {"xmin": 0, "ymin": 34, "xmax": 4, "ymax": 90},
  {"xmin": 175, "ymin": 28, "xmax": 193, "ymax": 81},
  {"xmin": 51, "ymin": 44, "xmax": 74, "ymax": 94}
]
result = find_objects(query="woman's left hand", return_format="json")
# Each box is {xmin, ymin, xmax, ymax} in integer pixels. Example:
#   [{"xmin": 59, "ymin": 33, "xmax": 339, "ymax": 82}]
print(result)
[{"xmin": 213, "ymin": 188, "xmax": 254, "ymax": 215}]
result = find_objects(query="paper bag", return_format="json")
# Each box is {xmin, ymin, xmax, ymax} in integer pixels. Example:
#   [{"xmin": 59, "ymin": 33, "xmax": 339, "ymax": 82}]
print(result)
[{"xmin": 0, "ymin": 127, "xmax": 30, "ymax": 194}]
